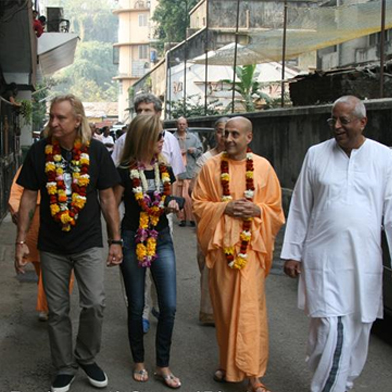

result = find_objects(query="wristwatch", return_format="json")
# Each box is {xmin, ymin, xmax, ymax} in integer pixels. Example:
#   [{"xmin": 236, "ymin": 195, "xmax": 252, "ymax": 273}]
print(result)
[{"xmin": 108, "ymin": 239, "xmax": 123, "ymax": 246}]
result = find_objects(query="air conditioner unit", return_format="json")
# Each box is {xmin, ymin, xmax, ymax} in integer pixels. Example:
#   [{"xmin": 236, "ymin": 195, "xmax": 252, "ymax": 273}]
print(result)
[{"xmin": 46, "ymin": 7, "xmax": 64, "ymax": 32}]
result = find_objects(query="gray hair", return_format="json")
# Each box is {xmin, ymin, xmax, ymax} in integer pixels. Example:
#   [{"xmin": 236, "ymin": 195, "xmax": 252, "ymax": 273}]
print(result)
[
  {"xmin": 214, "ymin": 117, "xmax": 230, "ymax": 128},
  {"xmin": 333, "ymin": 96, "xmax": 366, "ymax": 119},
  {"xmin": 134, "ymin": 93, "xmax": 162, "ymax": 112}
]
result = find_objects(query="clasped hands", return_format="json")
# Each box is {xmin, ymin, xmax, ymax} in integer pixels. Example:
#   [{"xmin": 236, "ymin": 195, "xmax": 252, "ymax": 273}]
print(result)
[
  {"xmin": 165, "ymin": 199, "xmax": 180, "ymax": 214},
  {"xmin": 107, "ymin": 245, "xmax": 123, "ymax": 267},
  {"xmin": 224, "ymin": 198, "xmax": 261, "ymax": 219},
  {"xmin": 284, "ymin": 259, "xmax": 301, "ymax": 278}
]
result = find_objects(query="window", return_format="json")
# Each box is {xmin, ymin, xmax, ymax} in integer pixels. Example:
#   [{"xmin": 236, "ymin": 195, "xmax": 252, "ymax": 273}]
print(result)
[
  {"xmin": 113, "ymin": 47, "xmax": 119, "ymax": 65},
  {"xmin": 138, "ymin": 14, "xmax": 147, "ymax": 27},
  {"xmin": 138, "ymin": 45, "xmax": 149, "ymax": 59},
  {"xmin": 369, "ymin": 29, "xmax": 391, "ymax": 46}
]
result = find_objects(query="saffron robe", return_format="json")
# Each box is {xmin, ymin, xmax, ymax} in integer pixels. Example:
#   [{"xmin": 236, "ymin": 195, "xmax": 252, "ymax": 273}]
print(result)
[
  {"xmin": 192, "ymin": 153, "xmax": 284, "ymax": 381},
  {"xmin": 281, "ymin": 138, "xmax": 392, "ymax": 322}
]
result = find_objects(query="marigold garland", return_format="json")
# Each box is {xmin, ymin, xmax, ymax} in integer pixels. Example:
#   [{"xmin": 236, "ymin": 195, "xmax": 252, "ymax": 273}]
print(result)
[
  {"xmin": 221, "ymin": 147, "xmax": 255, "ymax": 269},
  {"xmin": 130, "ymin": 161, "xmax": 171, "ymax": 267},
  {"xmin": 45, "ymin": 138, "xmax": 90, "ymax": 232}
]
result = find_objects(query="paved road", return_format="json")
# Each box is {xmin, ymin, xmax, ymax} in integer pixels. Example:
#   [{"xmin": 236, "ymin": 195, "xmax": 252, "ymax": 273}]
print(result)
[{"xmin": 1, "ymin": 215, "xmax": 391, "ymax": 392}]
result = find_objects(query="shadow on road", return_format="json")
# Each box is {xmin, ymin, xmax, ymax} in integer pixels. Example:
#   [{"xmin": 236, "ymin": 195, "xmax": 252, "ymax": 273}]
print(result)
[{"xmin": 372, "ymin": 315, "xmax": 392, "ymax": 346}]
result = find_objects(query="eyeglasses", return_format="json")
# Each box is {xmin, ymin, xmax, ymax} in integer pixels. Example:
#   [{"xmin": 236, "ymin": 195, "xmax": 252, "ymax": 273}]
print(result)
[
  {"xmin": 327, "ymin": 117, "xmax": 355, "ymax": 127},
  {"xmin": 157, "ymin": 130, "xmax": 165, "ymax": 141}
]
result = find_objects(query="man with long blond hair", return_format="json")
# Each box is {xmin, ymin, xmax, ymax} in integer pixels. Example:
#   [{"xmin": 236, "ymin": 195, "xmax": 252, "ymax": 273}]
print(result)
[{"xmin": 15, "ymin": 94, "xmax": 122, "ymax": 392}]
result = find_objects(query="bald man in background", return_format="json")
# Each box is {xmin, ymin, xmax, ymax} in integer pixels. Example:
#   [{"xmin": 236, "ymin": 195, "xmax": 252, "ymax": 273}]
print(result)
[{"xmin": 192, "ymin": 117, "xmax": 284, "ymax": 392}]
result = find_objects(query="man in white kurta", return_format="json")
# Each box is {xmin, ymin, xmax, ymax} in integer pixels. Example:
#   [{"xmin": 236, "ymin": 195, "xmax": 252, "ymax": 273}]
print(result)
[{"xmin": 281, "ymin": 95, "xmax": 392, "ymax": 392}]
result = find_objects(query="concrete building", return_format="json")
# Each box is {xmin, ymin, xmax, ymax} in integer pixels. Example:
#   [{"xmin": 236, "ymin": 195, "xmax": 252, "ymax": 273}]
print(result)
[
  {"xmin": 131, "ymin": 0, "xmax": 315, "ymax": 117},
  {"xmin": 165, "ymin": 60, "xmax": 299, "ymax": 113},
  {"xmin": 113, "ymin": 0, "xmax": 160, "ymax": 122},
  {"xmin": 317, "ymin": 0, "xmax": 392, "ymax": 69},
  {"xmin": 83, "ymin": 102, "xmax": 119, "ymax": 128}
]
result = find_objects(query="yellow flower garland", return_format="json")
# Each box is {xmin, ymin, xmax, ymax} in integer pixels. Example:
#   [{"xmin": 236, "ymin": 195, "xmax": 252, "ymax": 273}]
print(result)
[
  {"xmin": 45, "ymin": 138, "xmax": 90, "ymax": 231},
  {"xmin": 221, "ymin": 148, "xmax": 255, "ymax": 269}
]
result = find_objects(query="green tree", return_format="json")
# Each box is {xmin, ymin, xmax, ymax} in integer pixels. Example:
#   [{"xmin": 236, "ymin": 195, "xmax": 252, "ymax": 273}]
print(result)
[
  {"xmin": 32, "ymin": 82, "xmax": 50, "ymax": 132},
  {"xmin": 52, "ymin": 41, "xmax": 118, "ymax": 102},
  {"xmin": 152, "ymin": 0, "xmax": 199, "ymax": 45},
  {"xmin": 59, "ymin": 0, "xmax": 118, "ymax": 42},
  {"xmin": 220, "ymin": 64, "xmax": 272, "ymax": 112}
]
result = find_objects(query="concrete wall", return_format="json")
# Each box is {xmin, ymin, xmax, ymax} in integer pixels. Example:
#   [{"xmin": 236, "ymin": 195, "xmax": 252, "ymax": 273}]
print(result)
[
  {"xmin": 164, "ymin": 98, "xmax": 392, "ymax": 190},
  {"xmin": 318, "ymin": 29, "xmax": 392, "ymax": 70},
  {"xmin": 206, "ymin": 0, "xmax": 314, "ymax": 30}
]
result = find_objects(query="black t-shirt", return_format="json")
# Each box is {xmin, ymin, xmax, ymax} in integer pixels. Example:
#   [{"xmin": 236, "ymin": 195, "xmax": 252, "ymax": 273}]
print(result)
[
  {"xmin": 17, "ymin": 138, "xmax": 121, "ymax": 254},
  {"xmin": 118, "ymin": 166, "xmax": 176, "ymax": 232}
]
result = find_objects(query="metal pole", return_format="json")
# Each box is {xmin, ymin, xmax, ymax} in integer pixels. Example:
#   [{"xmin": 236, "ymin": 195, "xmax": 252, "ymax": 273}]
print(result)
[
  {"xmin": 281, "ymin": 0, "xmax": 288, "ymax": 108},
  {"xmin": 165, "ymin": 49, "xmax": 171, "ymax": 120},
  {"xmin": 165, "ymin": 52, "xmax": 168, "ymax": 120},
  {"xmin": 169, "ymin": 51, "xmax": 172, "ymax": 119},
  {"xmin": 380, "ymin": 0, "xmax": 386, "ymax": 98},
  {"xmin": 232, "ymin": 0, "xmax": 241, "ymax": 114},
  {"xmin": 204, "ymin": 0, "xmax": 210, "ymax": 116},
  {"xmin": 183, "ymin": 0, "xmax": 188, "ymax": 117}
]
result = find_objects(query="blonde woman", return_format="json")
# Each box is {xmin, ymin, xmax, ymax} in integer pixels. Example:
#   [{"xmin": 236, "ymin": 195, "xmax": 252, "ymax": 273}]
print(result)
[{"xmin": 113, "ymin": 114, "xmax": 181, "ymax": 389}]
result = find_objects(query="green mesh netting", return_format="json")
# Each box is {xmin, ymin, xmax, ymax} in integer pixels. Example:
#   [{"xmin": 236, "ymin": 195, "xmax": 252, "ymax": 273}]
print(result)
[{"xmin": 193, "ymin": 0, "xmax": 392, "ymax": 65}]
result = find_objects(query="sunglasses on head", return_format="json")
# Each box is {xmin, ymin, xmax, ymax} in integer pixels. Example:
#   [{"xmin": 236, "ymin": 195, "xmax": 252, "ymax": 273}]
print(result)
[{"xmin": 157, "ymin": 130, "xmax": 165, "ymax": 141}]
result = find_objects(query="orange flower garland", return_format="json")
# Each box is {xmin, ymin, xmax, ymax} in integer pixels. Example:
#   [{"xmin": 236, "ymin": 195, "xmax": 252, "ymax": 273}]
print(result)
[
  {"xmin": 221, "ymin": 147, "xmax": 255, "ymax": 269},
  {"xmin": 45, "ymin": 138, "xmax": 90, "ymax": 232},
  {"xmin": 130, "ymin": 161, "xmax": 171, "ymax": 267}
]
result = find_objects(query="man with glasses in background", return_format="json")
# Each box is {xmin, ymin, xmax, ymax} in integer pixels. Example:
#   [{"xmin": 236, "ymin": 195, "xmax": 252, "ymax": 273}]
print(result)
[{"xmin": 281, "ymin": 95, "xmax": 392, "ymax": 392}]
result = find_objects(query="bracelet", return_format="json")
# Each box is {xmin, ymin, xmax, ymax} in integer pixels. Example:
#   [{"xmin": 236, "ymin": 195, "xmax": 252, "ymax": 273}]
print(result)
[
  {"xmin": 108, "ymin": 239, "xmax": 123, "ymax": 246},
  {"xmin": 15, "ymin": 241, "xmax": 26, "ymax": 246}
]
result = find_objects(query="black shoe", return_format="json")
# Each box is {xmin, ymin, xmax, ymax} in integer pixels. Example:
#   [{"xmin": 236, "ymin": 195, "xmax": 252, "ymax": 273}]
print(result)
[
  {"xmin": 79, "ymin": 362, "xmax": 108, "ymax": 388},
  {"xmin": 51, "ymin": 374, "xmax": 75, "ymax": 392},
  {"xmin": 189, "ymin": 221, "xmax": 196, "ymax": 227},
  {"xmin": 179, "ymin": 220, "xmax": 186, "ymax": 227}
]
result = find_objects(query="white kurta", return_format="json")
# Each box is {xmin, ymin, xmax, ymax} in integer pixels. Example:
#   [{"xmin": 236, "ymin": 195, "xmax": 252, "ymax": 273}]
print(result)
[{"xmin": 281, "ymin": 138, "xmax": 392, "ymax": 322}]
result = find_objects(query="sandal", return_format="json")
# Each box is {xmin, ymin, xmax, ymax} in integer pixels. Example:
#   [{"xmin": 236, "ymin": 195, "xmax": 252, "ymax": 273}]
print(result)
[
  {"xmin": 133, "ymin": 368, "xmax": 148, "ymax": 382},
  {"xmin": 247, "ymin": 382, "xmax": 271, "ymax": 392},
  {"xmin": 213, "ymin": 369, "xmax": 226, "ymax": 383},
  {"xmin": 154, "ymin": 372, "xmax": 181, "ymax": 389}
]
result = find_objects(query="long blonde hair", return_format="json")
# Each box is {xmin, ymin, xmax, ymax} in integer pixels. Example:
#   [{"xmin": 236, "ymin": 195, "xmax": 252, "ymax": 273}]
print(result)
[
  {"xmin": 120, "ymin": 114, "xmax": 166, "ymax": 167},
  {"xmin": 43, "ymin": 94, "xmax": 91, "ymax": 145}
]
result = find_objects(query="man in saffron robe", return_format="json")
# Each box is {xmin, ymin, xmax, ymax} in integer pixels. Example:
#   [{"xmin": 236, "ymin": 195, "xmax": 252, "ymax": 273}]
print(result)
[
  {"xmin": 192, "ymin": 116, "xmax": 284, "ymax": 392},
  {"xmin": 281, "ymin": 96, "xmax": 392, "ymax": 392}
]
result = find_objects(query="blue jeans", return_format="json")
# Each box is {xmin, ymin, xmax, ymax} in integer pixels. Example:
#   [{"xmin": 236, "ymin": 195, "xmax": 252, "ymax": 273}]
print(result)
[{"xmin": 121, "ymin": 227, "xmax": 177, "ymax": 367}]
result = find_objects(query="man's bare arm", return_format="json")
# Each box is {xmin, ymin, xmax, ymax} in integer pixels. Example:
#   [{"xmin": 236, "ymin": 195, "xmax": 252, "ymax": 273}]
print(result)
[
  {"xmin": 15, "ymin": 189, "xmax": 38, "ymax": 274},
  {"xmin": 99, "ymin": 187, "xmax": 123, "ymax": 266}
]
